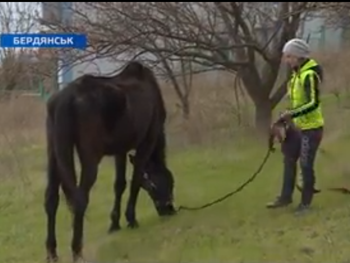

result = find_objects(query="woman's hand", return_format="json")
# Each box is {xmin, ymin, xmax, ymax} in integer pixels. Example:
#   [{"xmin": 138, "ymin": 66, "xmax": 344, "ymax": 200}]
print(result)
[{"xmin": 275, "ymin": 111, "xmax": 292, "ymax": 124}]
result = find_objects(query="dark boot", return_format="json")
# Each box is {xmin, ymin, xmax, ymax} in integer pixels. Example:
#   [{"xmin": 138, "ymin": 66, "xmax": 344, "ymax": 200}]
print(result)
[
  {"xmin": 294, "ymin": 203, "xmax": 311, "ymax": 215},
  {"xmin": 266, "ymin": 196, "xmax": 292, "ymax": 209}
]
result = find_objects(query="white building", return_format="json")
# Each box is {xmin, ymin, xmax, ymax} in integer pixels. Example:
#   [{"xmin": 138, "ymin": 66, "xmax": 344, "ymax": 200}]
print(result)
[{"xmin": 42, "ymin": 2, "xmax": 124, "ymax": 86}]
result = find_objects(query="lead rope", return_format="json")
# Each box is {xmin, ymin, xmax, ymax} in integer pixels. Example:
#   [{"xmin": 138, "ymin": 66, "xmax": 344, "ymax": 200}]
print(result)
[{"xmin": 176, "ymin": 147, "xmax": 273, "ymax": 212}]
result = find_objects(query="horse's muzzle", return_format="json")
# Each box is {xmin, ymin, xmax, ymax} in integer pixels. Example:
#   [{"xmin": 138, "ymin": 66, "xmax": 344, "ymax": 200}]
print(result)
[{"xmin": 156, "ymin": 202, "xmax": 177, "ymax": 216}]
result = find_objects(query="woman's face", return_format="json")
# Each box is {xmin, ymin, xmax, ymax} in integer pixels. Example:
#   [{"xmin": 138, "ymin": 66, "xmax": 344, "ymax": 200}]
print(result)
[{"xmin": 283, "ymin": 53, "xmax": 300, "ymax": 68}]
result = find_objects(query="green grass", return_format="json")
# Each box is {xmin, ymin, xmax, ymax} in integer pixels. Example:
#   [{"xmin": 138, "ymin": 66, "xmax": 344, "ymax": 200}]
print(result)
[{"xmin": 2, "ymin": 103, "xmax": 350, "ymax": 263}]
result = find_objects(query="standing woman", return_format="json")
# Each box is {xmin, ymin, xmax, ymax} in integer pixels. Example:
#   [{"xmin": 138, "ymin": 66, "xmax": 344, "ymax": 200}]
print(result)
[{"xmin": 266, "ymin": 38, "xmax": 324, "ymax": 213}]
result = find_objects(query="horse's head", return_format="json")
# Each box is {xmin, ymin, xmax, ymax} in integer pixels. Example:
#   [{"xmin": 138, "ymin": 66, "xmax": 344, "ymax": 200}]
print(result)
[{"xmin": 128, "ymin": 154, "xmax": 176, "ymax": 216}]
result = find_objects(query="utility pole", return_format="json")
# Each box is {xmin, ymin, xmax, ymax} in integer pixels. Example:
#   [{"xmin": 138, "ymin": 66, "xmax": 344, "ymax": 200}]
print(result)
[{"xmin": 58, "ymin": 2, "xmax": 73, "ymax": 90}]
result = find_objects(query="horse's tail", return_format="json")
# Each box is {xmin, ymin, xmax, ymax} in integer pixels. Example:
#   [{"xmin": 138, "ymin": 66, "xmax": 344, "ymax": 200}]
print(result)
[{"xmin": 47, "ymin": 91, "xmax": 80, "ymax": 214}]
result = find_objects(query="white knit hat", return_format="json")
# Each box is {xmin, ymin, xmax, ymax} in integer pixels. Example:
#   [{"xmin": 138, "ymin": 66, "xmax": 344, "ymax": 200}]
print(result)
[{"xmin": 282, "ymin": 38, "xmax": 310, "ymax": 58}]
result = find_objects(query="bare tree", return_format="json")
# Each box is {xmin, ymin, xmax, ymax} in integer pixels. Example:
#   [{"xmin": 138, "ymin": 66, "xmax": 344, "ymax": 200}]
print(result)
[
  {"xmin": 41, "ymin": 2, "xmax": 323, "ymax": 132},
  {"xmin": 317, "ymin": 2, "xmax": 350, "ymax": 33},
  {"xmin": 0, "ymin": 3, "xmax": 43, "ymax": 94},
  {"xmin": 154, "ymin": 55, "xmax": 193, "ymax": 119}
]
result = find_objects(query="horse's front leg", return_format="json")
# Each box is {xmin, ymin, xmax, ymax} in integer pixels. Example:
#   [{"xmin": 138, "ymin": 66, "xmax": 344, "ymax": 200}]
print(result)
[
  {"xmin": 125, "ymin": 144, "xmax": 154, "ymax": 228},
  {"xmin": 124, "ymin": 159, "xmax": 143, "ymax": 228},
  {"xmin": 125, "ymin": 129, "xmax": 157, "ymax": 228},
  {"xmin": 108, "ymin": 154, "xmax": 127, "ymax": 233}
]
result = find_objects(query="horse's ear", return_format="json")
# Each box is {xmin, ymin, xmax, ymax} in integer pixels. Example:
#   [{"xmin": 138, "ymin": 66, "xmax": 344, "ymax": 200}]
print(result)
[{"xmin": 128, "ymin": 154, "xmax": 135, "ymax": 164}]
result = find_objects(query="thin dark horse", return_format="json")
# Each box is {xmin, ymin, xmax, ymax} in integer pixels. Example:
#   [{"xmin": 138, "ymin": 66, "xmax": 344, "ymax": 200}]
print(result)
[{"xmin": 44, "ymin": 61, "xmax": 176, "ymax": 262}]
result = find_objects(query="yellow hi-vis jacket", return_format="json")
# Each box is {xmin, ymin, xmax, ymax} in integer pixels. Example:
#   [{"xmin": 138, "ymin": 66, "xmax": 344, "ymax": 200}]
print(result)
[{"xmin": 287, "ymin": 58, "xmax": 324, "ymax": 130}]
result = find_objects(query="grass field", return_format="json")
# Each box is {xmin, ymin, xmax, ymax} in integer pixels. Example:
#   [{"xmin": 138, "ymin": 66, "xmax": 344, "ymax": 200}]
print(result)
[
  {"xmin": 1, "ymin": 57, "xmax": 350, "ymax": 263},
  {"xmin": 2, "ymin": 126, "xmax": 350, "ymax": 263}
]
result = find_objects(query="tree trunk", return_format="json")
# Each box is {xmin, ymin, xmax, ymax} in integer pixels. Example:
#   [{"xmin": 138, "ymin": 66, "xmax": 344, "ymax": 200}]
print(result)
[
  {"xmin": 254, "ymin": 100, "xmax": 272, "ymax": 135},
  {"xmin": 181, "ymin": 98, "xmax": 190, "ymax": 119}
]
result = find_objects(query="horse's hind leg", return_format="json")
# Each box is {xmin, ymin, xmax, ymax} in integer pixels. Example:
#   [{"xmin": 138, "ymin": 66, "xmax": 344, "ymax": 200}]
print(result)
[
  {"xmin": 45, "ymin": 151, "xmax": 60, "ymax": 263},
  {"xmin": 71, "ymin": 152, "xmax": 100, "ymax": 262},
  {"xmin": 109, "ymin": 154, "xmax": 127, "ymax": 233}
]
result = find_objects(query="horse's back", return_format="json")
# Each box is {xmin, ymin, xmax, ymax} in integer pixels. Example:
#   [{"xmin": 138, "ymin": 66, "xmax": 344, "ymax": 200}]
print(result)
[{"xmin": 47, "ymin": 61, "xmax": 166, "ymax": 156}]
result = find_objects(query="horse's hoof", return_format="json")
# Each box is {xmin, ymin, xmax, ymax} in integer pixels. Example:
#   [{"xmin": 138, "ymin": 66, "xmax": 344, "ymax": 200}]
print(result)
[
  {"xmin": 46, "ymin": 255, "xmax": 59, "ymax": 263},
  {"xmin": 73, "ymin": 254, "xmax": 84, "ymax": 263},
  {"xmin": 127, "ymin": 220, "xmax": 139, "ymax": 229},
  {"xmin": 108, "ymin": 224, "xmax": 121, "ymax": 234},
  {"xmin": 73, "ymin": 251, "xmax": 84, "ymax": 263}
]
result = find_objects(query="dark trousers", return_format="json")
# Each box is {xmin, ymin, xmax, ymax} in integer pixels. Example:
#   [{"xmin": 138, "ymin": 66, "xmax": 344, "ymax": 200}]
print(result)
[{"xmin": 280, "ymin": 127, "xmax": 323, "ymax": 205}]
